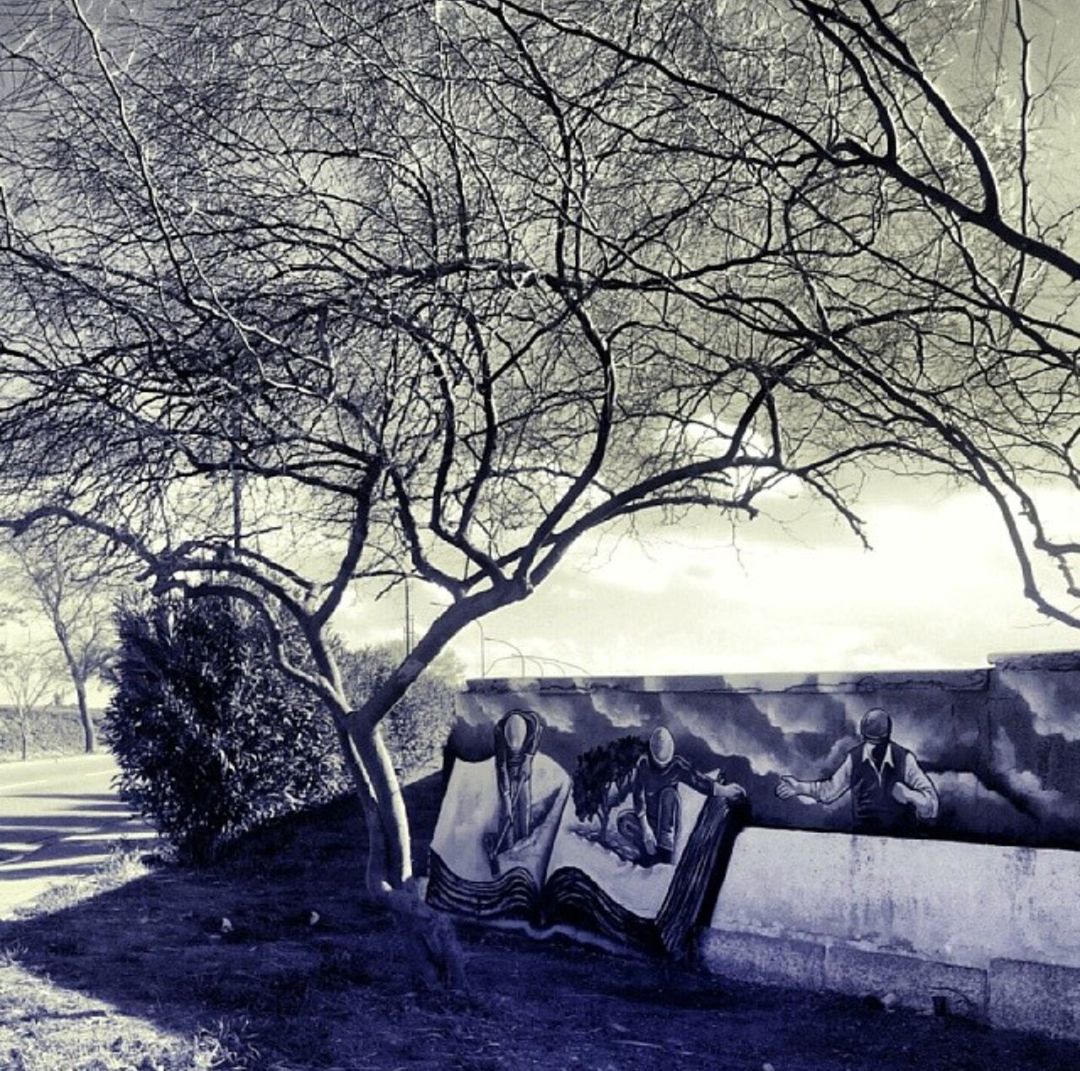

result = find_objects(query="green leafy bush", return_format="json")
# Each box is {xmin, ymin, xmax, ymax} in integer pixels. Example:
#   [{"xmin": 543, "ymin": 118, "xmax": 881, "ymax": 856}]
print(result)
[
  {"xmin": 103, "ymin": 596, "xmax": 347, "ymax": 863},
  {"xmin": 337, "ymin": 645, "xmax": 460, "ymax": 778}
]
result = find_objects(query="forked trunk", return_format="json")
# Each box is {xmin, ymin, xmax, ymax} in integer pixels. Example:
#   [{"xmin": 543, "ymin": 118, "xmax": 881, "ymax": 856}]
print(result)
[
  {"xmin": 599, "ymin": 801, "xmax": 611, "ymax": 846},
  {"xmin": 341, "ymin": 719, "xmax": 465, "ymax": 989}
]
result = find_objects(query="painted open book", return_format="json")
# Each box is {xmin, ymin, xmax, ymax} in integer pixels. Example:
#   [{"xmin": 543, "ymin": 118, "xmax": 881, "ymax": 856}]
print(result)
[{"xmin": 426, "ymin": 711, "xmax": 745, "ymax": 956}]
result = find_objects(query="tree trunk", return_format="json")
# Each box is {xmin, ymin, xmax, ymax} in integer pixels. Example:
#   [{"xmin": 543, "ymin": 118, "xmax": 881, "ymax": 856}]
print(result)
[
  {"xmin": 346, "ymin": 720, "xmax": 412, "ymax": 894},
  {"xmin": 73, "ymin": 674, "xmax": 94, "ymax": 753}
]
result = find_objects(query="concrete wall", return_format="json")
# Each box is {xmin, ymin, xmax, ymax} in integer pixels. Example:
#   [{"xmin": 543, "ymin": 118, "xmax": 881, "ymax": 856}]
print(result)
[
  {"xmin": 709, "ymin": 829, "xmax": 1080, "ymax": 970},
  {"xmin": 450, "ymin": 654, "xmax": 1080, "ymax": 1039},
  {"xmin": 698, "ymin": 827, "xmax": 1080, "ymax": 1038}
]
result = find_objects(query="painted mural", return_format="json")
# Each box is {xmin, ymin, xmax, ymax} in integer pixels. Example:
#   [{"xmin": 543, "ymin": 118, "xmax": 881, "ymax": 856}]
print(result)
[
  {"xmin": 428, "ymin": 652, "xmax": 1080, "ymax": 953},
  {"xmin": 427, "ymin": 712, "xmax": 748, "ymax": 955},
  {"xmin": 775, "ymin": 707, "xmax": 939, "ymax": 835}
]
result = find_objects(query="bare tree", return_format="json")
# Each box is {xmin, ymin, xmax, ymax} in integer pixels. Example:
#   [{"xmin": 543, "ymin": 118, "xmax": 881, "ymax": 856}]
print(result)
[
  {"xmin": 0, "ymin": 528, "xmax": 128, "ymax": 752},
  {"xmin": 0, "ymin": 0, "xmax": 1075, "ymax": 894},
  {"xmin": 0, "ymin": 637, "xmax": 64, "ymax": 761}
]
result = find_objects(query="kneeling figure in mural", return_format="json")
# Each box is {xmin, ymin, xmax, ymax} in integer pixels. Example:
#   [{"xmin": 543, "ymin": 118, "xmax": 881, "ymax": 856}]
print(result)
[
  {"xmin": 775, "ymin": 708, "xmax": 938, "ymax": 834},
  {"xmin": 617, "ymin": 726, "xmax": 745, "ymax": 866}
]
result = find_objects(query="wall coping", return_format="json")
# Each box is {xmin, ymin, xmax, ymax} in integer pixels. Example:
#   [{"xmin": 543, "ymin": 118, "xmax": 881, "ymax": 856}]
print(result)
[
  {"xmin": 989, "ymin": 649, "xmax": 1080, "ymax": 671},
  {"xmin": 464, "ymin": 667, "xmax": 993, "ymax": 695},
  {"xmin": 464, "ymin": 649, "xmax": 1080, "ymax": 696}
]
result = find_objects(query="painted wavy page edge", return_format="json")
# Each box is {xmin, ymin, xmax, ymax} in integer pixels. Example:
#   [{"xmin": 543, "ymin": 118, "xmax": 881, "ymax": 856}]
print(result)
[
  {"xmin": 426, "ymin": 849, "xmax": 541, "ymax": 921},
  {"xmin": 545, "ymin": 797, "xmax": 745, "ymax": 955},
  {"xmin": 539, "ymin": 865, "xmax": 661, "ymax": 951},
  {"xmin": 655, "ymin": 796, "xmax": 746, "ymax": 955}
]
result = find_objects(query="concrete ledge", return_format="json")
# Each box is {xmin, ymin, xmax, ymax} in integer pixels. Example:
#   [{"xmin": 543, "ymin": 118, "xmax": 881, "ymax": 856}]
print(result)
[
  {"xmin": 698, "ymin": 929, "xmax": 825, "ymax": 990},
  {"xmin": 700, "ymin": 930, "xmax": 1080, "ymax": 1041},
  {"xmin": 989, "ymin": 959, "xmax": 1080, "ymax": 1040},
  {"xmin": 826, "ymin": 944, "xmax": 987, "ymax": 1018},
  {"xmin": 709, "ymin": 829, "xmax": 1080, "ymax": 970}
]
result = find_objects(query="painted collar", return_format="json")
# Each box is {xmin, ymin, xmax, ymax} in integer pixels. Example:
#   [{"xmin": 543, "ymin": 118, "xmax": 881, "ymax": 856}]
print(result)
[{"xmin": 861, "ymin": 742, "xmax": 894, "ymax": 770}]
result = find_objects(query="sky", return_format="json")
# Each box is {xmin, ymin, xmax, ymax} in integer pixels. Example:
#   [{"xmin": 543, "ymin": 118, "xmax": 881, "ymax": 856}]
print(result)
[
  {"xmin": 331, "ymin": 2, "xmax": 1080, "ymax": 684},
  {"xmin": 4, "ymin": 0, "xmax": 1080, "ymax": 701},
  {"xmin": 338, "ymin": 479, "xmax": 1080, "ymax": 682}
]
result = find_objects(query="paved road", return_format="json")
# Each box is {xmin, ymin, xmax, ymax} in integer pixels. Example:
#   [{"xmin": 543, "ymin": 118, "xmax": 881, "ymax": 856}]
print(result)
[{"xmin": 0, "ymin": 753, "xmax": 155, "ymax": 917}]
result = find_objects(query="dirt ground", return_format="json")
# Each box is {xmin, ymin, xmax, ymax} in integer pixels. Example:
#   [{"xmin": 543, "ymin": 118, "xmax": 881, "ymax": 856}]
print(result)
[{"xmin": 1, "ymin": 774, "xmax": 1078, "ymax": 1071}]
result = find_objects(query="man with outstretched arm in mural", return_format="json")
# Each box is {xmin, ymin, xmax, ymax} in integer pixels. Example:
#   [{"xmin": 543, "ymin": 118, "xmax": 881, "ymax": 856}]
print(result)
[
  {"xmin": 491, "ymin": 709, "xmax": 542, "ymax": 853},
  {"xmin": 775, "ymin": 708, "xmax": 938, "ymax": 834},
  {"xmin": 617, "ymin": 726, "xmax": 745, "ymax": 866}
]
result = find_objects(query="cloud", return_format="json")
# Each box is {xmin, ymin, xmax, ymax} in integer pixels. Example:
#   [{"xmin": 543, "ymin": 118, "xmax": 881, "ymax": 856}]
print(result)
[
  {"xmin": 996, "ymin": 667, "xmax": 1080, "ymax": 742},
  {"xmin": 451, "ymin": 482, "xmax": 1080, "ymax": 683},
  {"xmin": 990, "ymin": 728, "xmax": 1080, "ymax": 825}
]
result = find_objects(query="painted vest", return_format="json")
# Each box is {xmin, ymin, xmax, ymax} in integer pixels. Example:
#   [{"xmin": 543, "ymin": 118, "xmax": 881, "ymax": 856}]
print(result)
[{"xmin": 849, "ymin": 743, "xmax": 915, "ymax": 834}]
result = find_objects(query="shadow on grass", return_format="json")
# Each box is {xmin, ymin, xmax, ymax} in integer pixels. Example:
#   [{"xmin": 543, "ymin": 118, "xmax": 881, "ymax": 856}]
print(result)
[
  {"xmin": 0, "ymin": 773, "xmax": 454, "ymax": 1068},
  {"xmin": 1, "ymin": 772, "xmax": 1079, "ymax": 1071}
]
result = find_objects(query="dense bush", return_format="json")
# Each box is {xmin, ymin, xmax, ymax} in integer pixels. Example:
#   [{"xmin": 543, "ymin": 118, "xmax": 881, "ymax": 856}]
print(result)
[
  {"xmin": 103, "ymin": 596, "xmax": 348, "ymax": 863},
  {"xmin": 338, "ymin": 645, "xmax": 460, "ymax": 778}
]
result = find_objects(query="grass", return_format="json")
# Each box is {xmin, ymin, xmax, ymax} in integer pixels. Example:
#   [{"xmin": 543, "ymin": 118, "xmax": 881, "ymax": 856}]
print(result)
[{"xmin": 1, "ymin": 774, "xmax": 1079, "ymax": 1070}]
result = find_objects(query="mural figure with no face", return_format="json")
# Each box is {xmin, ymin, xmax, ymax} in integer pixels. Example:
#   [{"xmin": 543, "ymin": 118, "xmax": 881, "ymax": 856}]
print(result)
[
  {"xmin": 775, "ymin": 708, "xmax": 939, "ymax": 835},
  {"xmin": 486, "ymin": 709, "xmax": 542, "ymax": 864},
  {"xmin": 615, "ymin": 726, "xmax": 745, "ymax": 866}
]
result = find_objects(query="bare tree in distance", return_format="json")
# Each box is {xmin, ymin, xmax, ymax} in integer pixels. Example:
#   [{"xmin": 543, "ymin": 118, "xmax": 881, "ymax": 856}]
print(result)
[
  {"xmin": 0, "ymin": 527, "xmax": 131, "ymax": 752},
  {"xmin": 0, "ymin": 0, "xmax": 1076, "ymax": 895},
  {"xmin": 0, "ymin": 636, "xmax": 64, "ymax": 761}
]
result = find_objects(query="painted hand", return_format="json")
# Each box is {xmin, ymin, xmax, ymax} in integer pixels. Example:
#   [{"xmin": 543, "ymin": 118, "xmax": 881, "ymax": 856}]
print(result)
[
  {"xmin": 775, "ymin": 775, "xmax": 800, "ymax": 800},
  {"xmin": 891, "ymin": 783, "xmax": 913, "ymax": 805},
  {"xmin": 641, "ymin": 822, "xmax": 657, "ymax": 856}
]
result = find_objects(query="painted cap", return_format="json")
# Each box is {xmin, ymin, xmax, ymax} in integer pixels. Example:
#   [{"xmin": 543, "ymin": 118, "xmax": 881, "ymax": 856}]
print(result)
[
  {"xmin": 859, "ymin": 708, "xmax": 892, "ymax": 742},
  {"xmin": 504, "ymin": 711, "xmax": 528, "ymax": 750},
  {"xmin": 649, "ymin": 726, "xmax": 675, "ymax": 766}
]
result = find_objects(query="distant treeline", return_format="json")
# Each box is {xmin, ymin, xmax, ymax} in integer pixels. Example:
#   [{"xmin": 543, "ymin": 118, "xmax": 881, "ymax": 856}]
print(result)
[{"xmin": 0, "ymin": 707, "xmax": 104, "ymax": 761}]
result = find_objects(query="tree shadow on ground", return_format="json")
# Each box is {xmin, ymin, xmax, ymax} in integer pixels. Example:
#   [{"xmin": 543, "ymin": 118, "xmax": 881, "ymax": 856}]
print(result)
[{"xmin": 0, "ymin": 772, "xmax": 1078, "ymax": 1071}]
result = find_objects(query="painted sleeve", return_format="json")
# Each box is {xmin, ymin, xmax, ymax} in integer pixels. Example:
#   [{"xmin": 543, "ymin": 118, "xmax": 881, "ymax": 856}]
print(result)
[
  {"xmin": 632, "ymin": 758, "xmax": 648, "ymax": 817},
  {"xmin": 796, "ymin": 753, "xmax": 854, "ymax": 804},
  {"xmin": 902, "ymin": 753, "xmax": 939, "ymax": 821},
  {"xmin": 674, "ymin": 756, "xmax": 717, "ymax": 796}
]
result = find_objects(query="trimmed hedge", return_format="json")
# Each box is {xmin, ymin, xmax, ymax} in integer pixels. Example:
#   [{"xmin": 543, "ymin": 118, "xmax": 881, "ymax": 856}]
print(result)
[{"xmin": 0, "ymin": 706, "xmax": 103, "ymax": 761}]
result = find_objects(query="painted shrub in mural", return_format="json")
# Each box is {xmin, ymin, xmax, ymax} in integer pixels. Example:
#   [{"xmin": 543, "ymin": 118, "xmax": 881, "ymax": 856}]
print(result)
[
  {"xmin": 427, "ymin": 712, "xmax": 747, "ymax": 955},
  {"xmin": 571, "ymin": 735, "xmax": 647, "ymax": 850}
]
